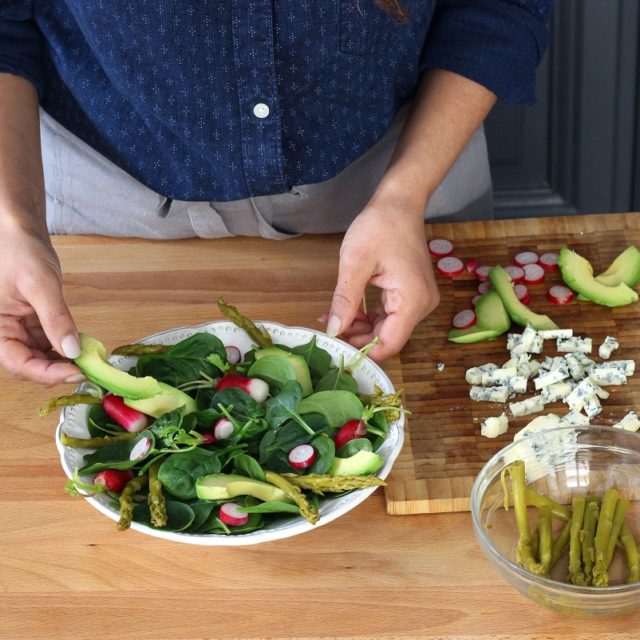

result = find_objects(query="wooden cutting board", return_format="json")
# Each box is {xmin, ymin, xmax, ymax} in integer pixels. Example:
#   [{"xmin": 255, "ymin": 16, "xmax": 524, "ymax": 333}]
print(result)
[{"xmin": 384, "ymin": 212, "xmax": 640, "ymax": 515}]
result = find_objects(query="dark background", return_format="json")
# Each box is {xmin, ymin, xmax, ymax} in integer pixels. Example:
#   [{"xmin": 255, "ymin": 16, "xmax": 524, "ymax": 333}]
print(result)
[{"xmin": 485, "ymin": 0, "xmax": 640, "ymax": 218}]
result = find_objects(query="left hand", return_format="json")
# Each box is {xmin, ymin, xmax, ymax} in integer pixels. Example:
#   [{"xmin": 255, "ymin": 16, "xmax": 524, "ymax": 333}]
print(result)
[{"xmin": 324, "ymin": 201, "xmax": 440, "ymax": 361}]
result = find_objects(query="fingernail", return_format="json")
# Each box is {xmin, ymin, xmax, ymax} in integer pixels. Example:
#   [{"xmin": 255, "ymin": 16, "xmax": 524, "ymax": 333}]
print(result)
[
  {"xmin": 61, "ymin": 334, "xmax": 81, "ymax": 359},
  {"xmin": 65, "ymin": 373, "xmax": 86, "ymax": 383},
  {"xmin": 326, "ymin": 314, "xmax": 342, "ymax": 338}
]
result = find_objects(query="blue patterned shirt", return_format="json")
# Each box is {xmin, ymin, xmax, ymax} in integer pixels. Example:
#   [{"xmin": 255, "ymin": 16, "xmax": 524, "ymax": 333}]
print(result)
[{"xmin": 1, "ymin": 1, "xmax": 551, "ymax": 201}]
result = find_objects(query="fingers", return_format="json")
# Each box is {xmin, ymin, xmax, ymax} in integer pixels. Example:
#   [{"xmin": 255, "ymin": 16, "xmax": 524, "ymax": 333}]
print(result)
[
  {"xmin": 327, "ymin": 248, "xmax": 374, "ymax": 339},
  {"xmin": 19, "ymin": 270, "xmax": 81, "ymax": 361}
]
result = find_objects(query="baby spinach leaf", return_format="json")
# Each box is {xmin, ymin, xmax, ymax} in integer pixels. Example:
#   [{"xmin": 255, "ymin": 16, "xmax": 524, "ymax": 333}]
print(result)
[
  {"xmin": 289, "ymin": 336, "xmax": 332, "ymax": 382},
  {"xmin": 158, "ymin": 447, "xmax": 222, "ymax": 499},
  {"xmin": 233, "ymin": 453, "xmax": 266, "ymax": 481},
  {"xmin": 238, "ymin": 501, "xmax": 300, "ymax": 515},
  {"xmin": 314, "ymin": 368, "xmax": 359, "ymax": 393},
  {"xmin": 247, "ymin": 355, "xmax": 298, "ymax": 394},
  {"xmin": 134, "ymin": 333, "xmax": 227, "ymax": 387},
  {"xmin": 210, "ymin": 388, "xmax": 265, "ymax": 422},
  {"xmin": 132, "ymin": 500, "xmax": 195, "ymax": 532},
  {"xmin": 86, "ymin": 404, "xmax": 123, "ymax": 437},
  {"xmin": 307, "ymin": 434, "xmax": 336, "ymax": 474},
  {"xmin": 265, "ymin": 380, "xmax": 306, "ymax": 429},
  {"xmin": 336, "ymin": 437, "xmax": 372, "ymax": 458},
  {"xmin": 298, "ymin": 390, "xmax": 363, "ymax": 428},
  {"xmin": 79, "ymin": 430, "xmax": 155, "ymax": 475},
  {"xmin": 182, "ymin": 501, "xmax": 217, "ymax": 532}
]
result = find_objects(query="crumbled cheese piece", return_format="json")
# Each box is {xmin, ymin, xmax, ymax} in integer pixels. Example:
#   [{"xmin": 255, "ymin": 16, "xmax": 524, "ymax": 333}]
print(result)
[
  {"xmin": 588, "ymin": 368, "xmax": 628, "ymax": 387},
  {"xmin": 541, "ymin": 381, "xmax": 575, "ymax": 403},
  {"xmin": 560, "ymin": 410, "xmax": 591, "ymax": 426},
  {"xmin": 564, "ymin": 353, "xmax": 585, "ymax": 381},
  {"xmin": 507, "ymin": 376, "xmax": 528, "ymax": 395},
  {"xmin": 514, "ymin": 413, "xmax": 562, "ymax": 440},
  {"xmin": 436, "ymin": 362, "xmax": 445, "ymax": 372},
  {"xmin": 465, "ymin": 363, "xmax": 499, "ymax": 385},
  {"xmin": 538, "ymin": 329, "xmax": 574, "ymax": 340},
  {"xmin": 470, "ymin": 385, "xmax": 510, "ymax": 403},
  {"xmin": 604, "ymin": 360, "xmax": 635, "ymax": 376},
  {"xmin": 481, "ymin": 367, "xmax": 518, "ymax": 386},
  {"xmin": 598, "ymin": 336, "xmax": 620, "ymax": 360},
  {"xmin": 534, "ymin": 366, "xmax": 570, "ymax": 390},
  {"xmin": 480, "ymin": 413, "xmax": 509, "ymax": 438},
  {"xmin": 557, "ymin": 336, "xmax": 592, "ymax": 353},
  {"xmin": 509, "ymin": 394, "xmax": 546, "ymax": 417},
  {"xmin": 564, "ymin": 378, "xmax": 598, "ymax": 412},
  {"xmin": 517, "ymin": 358, "xmax": 541, "ymax": 380},
  {"xmin": 540, "ymin": 356, "xmax": 566, "ymax": 372},
  {"xmin": 583, "ymin": 394, "xmax": 602, "ymax": 418},
  {"xmin": 612, "ymin": 411, "xmax": 640, "ymax": 432}
]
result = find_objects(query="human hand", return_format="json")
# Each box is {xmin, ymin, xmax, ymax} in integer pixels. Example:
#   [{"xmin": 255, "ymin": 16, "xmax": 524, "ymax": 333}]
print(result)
[
  {"xmin": 0, "ymin": 222, "xmax": 82, "ymax": 384},
  {"xmin": 324, "ymin": 201, "xmax": 440, "ymax": 361}
]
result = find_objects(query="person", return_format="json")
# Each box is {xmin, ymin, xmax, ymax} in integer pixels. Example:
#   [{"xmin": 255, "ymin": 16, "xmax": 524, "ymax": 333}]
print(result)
[{"xmin": 0, "ymin": 1, "xmax": 552, "ymax": 385}]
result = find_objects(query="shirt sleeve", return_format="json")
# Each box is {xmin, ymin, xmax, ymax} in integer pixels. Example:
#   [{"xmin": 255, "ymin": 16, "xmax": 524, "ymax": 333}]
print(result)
[
  {"xmin": 421, "ymin": 0, "xmax": 553, "ymax": 105},
  {"xmin": 0, "ymin": 2, "xmax": 44, "ymax": 96}
]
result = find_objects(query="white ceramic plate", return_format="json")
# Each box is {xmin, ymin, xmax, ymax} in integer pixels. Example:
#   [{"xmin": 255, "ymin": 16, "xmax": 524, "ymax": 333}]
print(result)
[{"xmin": 55, "ymin": 320, "xmax": 405, "ymax": 545}]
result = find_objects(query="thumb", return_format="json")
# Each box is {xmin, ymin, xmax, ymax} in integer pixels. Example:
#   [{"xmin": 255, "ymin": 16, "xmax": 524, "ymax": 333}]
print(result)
[
  {"xmin": 327, "ymin": 250, "xmax": 373, "ymax": 338},
  {"xmin": 24, "ymin": 272, "xmax": 81, "ymax": 360}
]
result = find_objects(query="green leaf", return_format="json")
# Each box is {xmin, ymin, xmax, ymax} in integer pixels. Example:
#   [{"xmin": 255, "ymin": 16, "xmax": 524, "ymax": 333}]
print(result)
[
  {"xmin": 290, "ymin": 336, "xmax": 332, "ymax": 383},
  {"xmin": 233, "ymin": 453, "xmax": 266, "ymax": 482},
  {"xmin": 298, "ymin": 390, "xmax": 364, "ymax": 428},
  {"xmin": 158, "ymin": 447, "xmax": 222, "ymax": 500},
  {"xmin": 336, "ymin": 437, "xmax": 372, "ymax": 458},
  {"xmin": 79, "ymin": 430, "xmax": 155, "ymax": 475},
  {"xmin": 238, "ymin": 501, "xmax": 300, "ymax": 515},
  {"xmin": 315, "ymin": 368, "xmax": 359, "ymax": 393},
  {"xmin": 132, "ymin": 500, "xmax": 195, "ymax": 532},
  {"xmin": 210, "ymin": 388, "xmax": 265, "ymax": 422},
  {"xmin": 265, "ymin": 381, "xmax": 308, "ymax": 430},
  {"xmin": 307, "ymin": 434, "xmax": 336, "ymax": 475}
]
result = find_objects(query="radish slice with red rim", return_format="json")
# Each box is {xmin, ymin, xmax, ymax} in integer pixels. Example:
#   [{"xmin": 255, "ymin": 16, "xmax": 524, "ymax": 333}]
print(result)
[
  {"xmin": 547, "ymin": 285, "xmax": 575, "ymax": 304},
  {"xmin": 224, "ymin": 345, "xmax": 242, "ymax": 365},
  {"xmin": 219, "ymin": 502, "xmax": 249, "ymax": 527},
  {"xmin": 452, "ymin": 309, "xmax": 477, "ymax": 329},
  {"xmin": 504, "ymin": 265, "xmax": 525, "ymax": 284},
  {"xmin": 514, "ymin": 283, "xmax": 530, "ymax": 304},
  {"xmin": 474, "ymin": 265, "xmax": 492, "ymax": 281},
  {"xmin": 539, "ymin": 252, "xmax": 559, "ymax": 271},
  {"xmin": 514, "ymin": 251, "xmax": 539, "ymax": 267},
  {"xmin": 523, "ymin": 263, "xmax": 545, "ymax": 284},
  {"xmin": 477, "ymin": 281, "xmax": 492, "ymax": 295},
  {"xmin": 428, "ymin": 238, "xmax": 454, "ymax": 257},
  {"xmin": 129, "ymin": 436, "xmax": 152, "ymax": 461},
  {"xmin": 465, "ymin": 258, "xmax": 479, "ymax": 275},
  {"xmin": 436, "ymin": 256, "xmax": 464, "ymax": 277},
  {"xmin": 288, "ymin": 443, "xmax": 317, "ymax": 469},
  {"xmin": 214, "ymin": 418, "xmax": 234, "ymax": 440}
]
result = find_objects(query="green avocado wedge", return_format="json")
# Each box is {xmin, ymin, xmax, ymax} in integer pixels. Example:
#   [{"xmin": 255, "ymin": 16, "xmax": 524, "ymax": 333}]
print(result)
[
  {"xmin": 576, "ymin": 245, "xmax": 640, "ymax": 300},
  {"xmin": 488, "ymin": 266, "xmax": 559, "ymax": 331},
  {"xmin": 558, "ymin": 247, "xmax": 638, "ymax": 308},
  {"xmin": 448, "ymin": 290, "xmax": 511, "ymax": 343}
]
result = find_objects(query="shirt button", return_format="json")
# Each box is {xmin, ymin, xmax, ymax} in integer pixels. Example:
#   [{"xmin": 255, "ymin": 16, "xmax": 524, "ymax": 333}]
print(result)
[{"xmin": 253, "ymin": 103, "xmax": 270, "ymax": 119}]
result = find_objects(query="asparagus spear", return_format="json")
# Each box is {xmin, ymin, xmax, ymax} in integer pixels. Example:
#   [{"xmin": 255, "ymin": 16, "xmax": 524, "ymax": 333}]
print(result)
[
  {"xmin": 60, "ymin": 431, "xmax": 137, "ymax": 449},
  {"xmin": 581, "ymin": 499, "xmax": 600, "ymax": 584},
  {"xmin": 592, "ymin": 488, "xmax": 620, "ymax": 587},
  {"xmin": 264, "ymin": 471, "xmax": 319, "ymax": 524},
  {"xmin": 551, "ymin": 519, "xmax": 572, "ymax": 567},
  {"xmin": 604, "ymin": 498, "xmax": 629, "ymax": 568},
  {"xmin": 530, "ymin": 526, "xmax": 540, "ymax": 562},
  {"xmin": 282, "ymin": 473, "xmax": 386, "ymax": 495},
  {"xmin": 501, "ymin": 461, "xmax": 545, "ymax": 575},
  {"xmin": 538, "ymin": 507, "xmax": 553, "ymax": 575},
  {"xmin": 217, "ymin": 298, "xmax": 273, "ymax": 348},
  {"xmin": 38, "ymin": 393, "xmax": 102, "ymax": 417},
  {"xmin": 117, "ymin": 474, "xmax": 149, "ymax": 531},
  {"xmin": 619, "ymin": 523, "xmax": 640, "ymax": 584},
  {"xmin": 525, "ymin": 487, "xmax": 571, "ymax": 522},
  {"xmin": 111, "ymin": 343, "xmax": 169, "ymax": 356},
  {"xmin": 568, "ymin": 496, "xmax": 587, "ymax": 585},
  {"xmin": 148, "ymin": 462, "xmax": 168, "ymax": 528}
]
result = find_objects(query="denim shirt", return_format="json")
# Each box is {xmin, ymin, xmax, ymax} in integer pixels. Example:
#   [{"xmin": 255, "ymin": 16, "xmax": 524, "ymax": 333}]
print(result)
[{"xmin": 0, "ymin": 1, "xmax": 552, "ymax": 201}]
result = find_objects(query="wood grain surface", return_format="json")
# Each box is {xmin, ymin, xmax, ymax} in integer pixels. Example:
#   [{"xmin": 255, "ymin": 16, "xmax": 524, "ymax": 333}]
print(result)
[
  {"xmin": 386, "ymin": 212, "xmax": 640, "ymax": 515},
  {"xmin": 1, "ymin": 215, "xmax": 639, "ymax": 639}
]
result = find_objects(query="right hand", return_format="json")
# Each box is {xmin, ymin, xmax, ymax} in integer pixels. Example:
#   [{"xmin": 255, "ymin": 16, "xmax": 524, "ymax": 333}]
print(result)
[{"xmin": 0, "ymin": 224, "xmax": 82, "ymax": 385}]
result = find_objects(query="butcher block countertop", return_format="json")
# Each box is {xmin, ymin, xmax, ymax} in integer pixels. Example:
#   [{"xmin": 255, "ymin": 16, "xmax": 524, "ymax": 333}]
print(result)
[{"xmin": 1, "ymin": 212, "xmax": 639, "ymax": 639}]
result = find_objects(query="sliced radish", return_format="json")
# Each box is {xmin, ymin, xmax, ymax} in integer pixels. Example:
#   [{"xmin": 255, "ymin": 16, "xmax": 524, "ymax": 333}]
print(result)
[
  {"xmin": 504, "ymin": 265, "xmax": 525, "ymax": 284},
  {"xmin": 200, "ymin": 431, "xmax": 216, "ymax": 445},
  {"xmin": 436, "ymin": 256, "xmax": 464, "ymax": 277},
  {"xmin": 213, "ymin": 418, "xmax": 234, "ymax": 440},
  {"xmin": 452, "ymin": 309, "xmax": 477, "ymax": 329},
  {"xmin": 288, "ymin": 444, "xmax": 317, "ymax": 469},
  {"xmin": 224, "ymin": 345, "xmax": 242, "ymax": 365},
  {"xmin": 428, "ymin": 238, "xmax": 454, "ymax": 257},
  {"xmin": 477, "ymin": 281, "xmax": 492, "ymax": 295},
  {"xmin": 129, "ymin": 436, "xmax": 152, "ymax": 461},
  {"xmin": 471, "ymin": 295, "xmax": 482, "ymax": 306},
  {"xmin": 215, "ymin": 374, "xmax": 269, "ymax": 403},
  {"xmin": 539, "ymin": 252, "xmax": 559, "ymax": 271},
  {"xmin": 465, "ymin": 258, "xmax": 479, "ymax": 275},
  {"xmin": 547, "ymin": 285, "xmax": 575, "ymax": 304},
  {"xmin": 514, "ymin": 283, "xmax": 530, "ymax": 304},
  {"xmin": 474, "ymin": 265, "xmax": 492, "ymax": 281},
  {"xmin": 514, "ymin": 251, "xmax": 539, "ymax": 267},
  {"xmin": 94, "ymin": 469, "xmax": 134, "ymax": 494},
  {"xmin": 334, "ymin": 419, "xmax": 368, "ymax": 450},
  {"xmin": 219, "ymin": 502, "xmax": 249, "ymax": 527},
  {"xmin": 102, "ymin": 394, "xmax": 149, "ymax": 433},
  {"xmin": 523, "ymin": 263, "xmax": 545, "ymax": 284}
]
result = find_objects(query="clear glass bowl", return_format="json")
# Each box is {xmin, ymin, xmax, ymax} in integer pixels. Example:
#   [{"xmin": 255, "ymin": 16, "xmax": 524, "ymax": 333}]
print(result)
[{"xmin": 471, "ymin": 425, "xmax": 640, "ymax": 616}]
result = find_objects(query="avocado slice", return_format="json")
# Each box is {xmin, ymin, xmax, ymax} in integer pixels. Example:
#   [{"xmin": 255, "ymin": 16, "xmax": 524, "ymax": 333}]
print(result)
[
  {"xmin": 75, "ymin": 334, "xmax": 197, "ymax": 417},
  {"xmin": 250, "ymin": 347, "xmax": 313, "ymax": 396},
  {"xmin": 583, "ymin": 245, "xmax": 640, "ymax": 289},
  {"xmin": 195, "ymin": 473, "xmax": 291, "ymax": 503},
  {"xmin": 448, "ymin": 290, "xmax": 511, "ymax": 343},
  {"xmin": 558, "ymin": 247, "xmax": 638, "ymax": 307},
  {"xmin": 328, "ymin": 450, "xmax": 384, "ymax": 476},
  {"xmin": 489, "ymin": 265, "xmax": 559, "ymax": 330}
]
